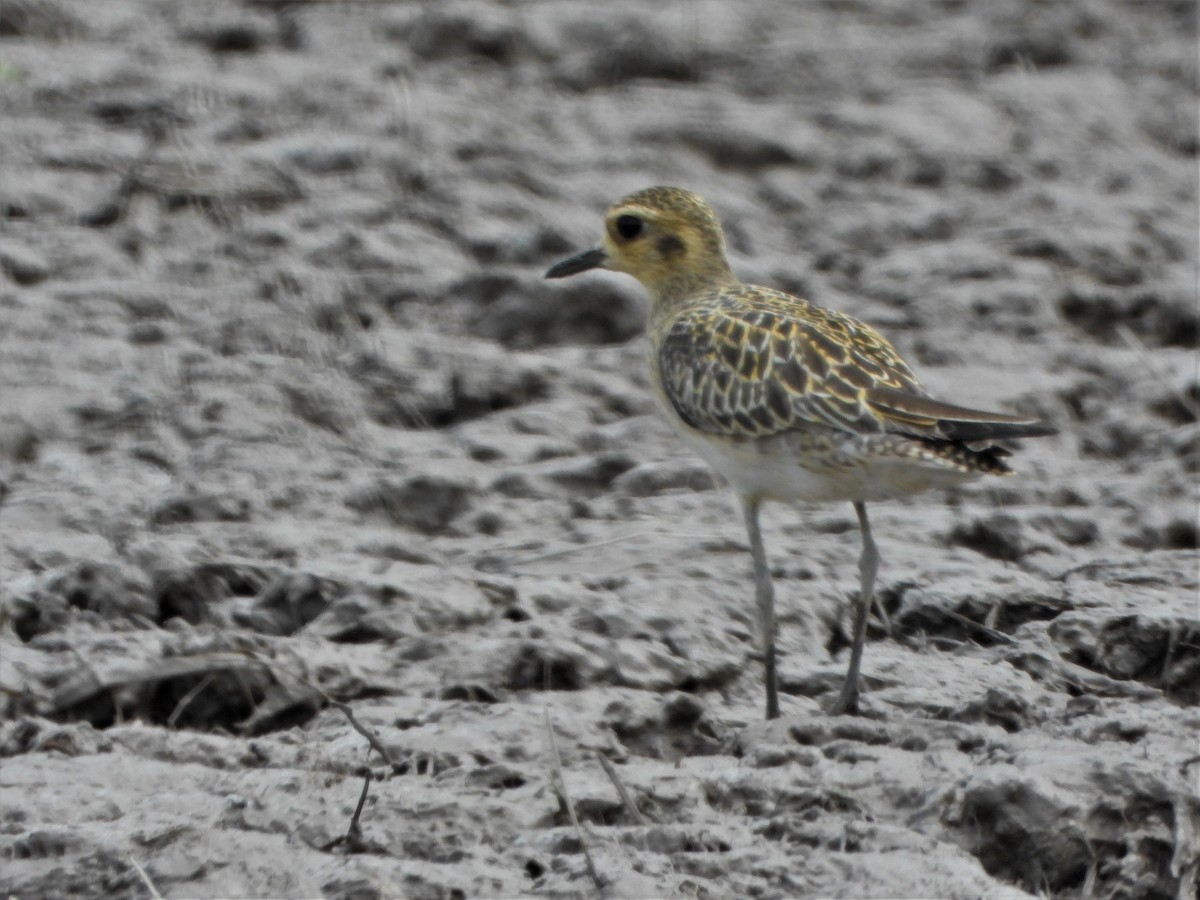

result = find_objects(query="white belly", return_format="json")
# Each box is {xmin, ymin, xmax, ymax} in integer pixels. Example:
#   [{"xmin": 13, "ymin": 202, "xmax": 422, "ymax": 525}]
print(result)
[{"xmin": 669, "ymin": 415, "xmax": 981, "ymax": 505}]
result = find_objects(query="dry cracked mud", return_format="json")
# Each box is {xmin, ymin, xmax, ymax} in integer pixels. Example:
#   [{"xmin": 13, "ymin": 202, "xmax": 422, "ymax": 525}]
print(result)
[{"xmin": 1, "ymin": 1, "xmax": 1198, "ymax": 898}]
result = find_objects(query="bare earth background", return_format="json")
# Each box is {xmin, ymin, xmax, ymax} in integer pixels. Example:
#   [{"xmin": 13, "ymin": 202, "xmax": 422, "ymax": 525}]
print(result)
[{"xmin": 1, "ymin": 1, "xmax": 1198, "ymax": 898}]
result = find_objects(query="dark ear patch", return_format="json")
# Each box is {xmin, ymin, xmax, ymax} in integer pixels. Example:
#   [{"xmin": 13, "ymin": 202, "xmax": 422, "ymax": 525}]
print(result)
[{"xmin": 657, "ymin": 234, "xmax": 685, "ymax": 258}]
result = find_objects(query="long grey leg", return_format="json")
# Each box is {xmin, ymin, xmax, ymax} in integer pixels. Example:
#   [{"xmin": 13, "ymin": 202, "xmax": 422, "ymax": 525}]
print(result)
[
  {"xmin": 741, "ymin": 497, "xmax": 780, "ymax": 720},
  {"xmin": 829, "ymin": 501, "xmax": 879, "ymax": 715}
]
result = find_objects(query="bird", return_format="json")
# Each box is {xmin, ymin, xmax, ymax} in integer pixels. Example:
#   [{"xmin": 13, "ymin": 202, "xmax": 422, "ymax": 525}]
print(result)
[{"xmin": 545, "ymin": 186, "xmax": 1056, "ymax": 720}]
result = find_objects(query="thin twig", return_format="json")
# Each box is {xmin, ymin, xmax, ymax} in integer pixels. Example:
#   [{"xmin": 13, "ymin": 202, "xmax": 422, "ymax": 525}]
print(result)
[
  {"xmin": 939, "ymin": 607, "xmax": 1015, "ymax": 645},
  {"xmin": 326, "ymin": 697, "xmax": 397, "ymax": 770},
  {"xmin": 545, "ymin": 710, "xmax": 606, "ymax": 891},
  {"xmin": 344, "ymin": 763, "xmax": 373, "ymax": 853},
  {"xmin": 128, "ymin": 855, "xmax": 163, "ymax": 900},
  {"xmin": 239, "ymin": 649, "xmax": 397, "ymax": 770},
  {"xmin": 594, "ymin": 752, "xmax": 648, "ymax": 825},
  {"xmin": 240, "ymin": 651, "xmax": 394, "ymax": 852}
]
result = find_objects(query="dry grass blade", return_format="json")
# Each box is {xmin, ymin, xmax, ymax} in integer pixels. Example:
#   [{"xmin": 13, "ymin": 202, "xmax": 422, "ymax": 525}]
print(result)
[
  {"xmin": 127, "ymin": 855, "xmax": 163, "ymax": 900},
  {"xmin": 1116, "ymin": 323, "xmax": 1200, "ymax": 422},
  {"xmin": 1161, "ymin": 623, "xmax": 1182, "ymax": 697},
  {"xmin": 166, "ymin": 673, "xmax": 215, "ymax": 728},
  {"xmin": 544, "ymin": 709, "xmax": 607, "ymax": 892},
  {"xmin": 594, "ymin": 752, "xmax": 648, "ymax": 825}
]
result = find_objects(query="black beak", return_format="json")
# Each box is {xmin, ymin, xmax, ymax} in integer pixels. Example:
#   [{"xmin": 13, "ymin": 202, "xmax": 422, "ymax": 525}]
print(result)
[{"xmin": 545, "ymin": 246, "xmax": 608, "ymax": 279}]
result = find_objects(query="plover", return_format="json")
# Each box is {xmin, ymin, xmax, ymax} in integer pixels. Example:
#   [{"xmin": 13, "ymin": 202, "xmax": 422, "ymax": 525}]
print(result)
[{"xmin": 546, "ymin": 186, "xmax": 1055, "ymax": 719}]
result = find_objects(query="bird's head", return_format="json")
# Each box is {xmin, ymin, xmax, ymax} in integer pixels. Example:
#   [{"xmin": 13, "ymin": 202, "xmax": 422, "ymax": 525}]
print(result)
[{"xmin": 546, "ymin": 187, "xmax": 736, "ymax": 302}]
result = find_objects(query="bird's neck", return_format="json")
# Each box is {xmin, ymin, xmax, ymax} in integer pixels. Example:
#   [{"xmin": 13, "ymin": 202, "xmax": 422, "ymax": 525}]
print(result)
[{"xmin": 645, "ymin": 261, "xmax": 739, "ymax": 319}]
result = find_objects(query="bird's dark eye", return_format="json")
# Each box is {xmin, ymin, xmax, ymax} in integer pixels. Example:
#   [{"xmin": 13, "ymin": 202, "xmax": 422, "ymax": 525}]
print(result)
[{"xmin": 615, "ymin": 214, "xmax": 644, "ymax": 240}]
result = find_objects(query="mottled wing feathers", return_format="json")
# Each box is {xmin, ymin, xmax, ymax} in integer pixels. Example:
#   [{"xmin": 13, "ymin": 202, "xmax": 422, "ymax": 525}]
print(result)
[
  {"xmin": 657, "ymin": 286, "xmax": 924, "ymax": 439},
  {"xmin": 657, "ymin": 285, "xmax": 1052, "ymax": 444}
]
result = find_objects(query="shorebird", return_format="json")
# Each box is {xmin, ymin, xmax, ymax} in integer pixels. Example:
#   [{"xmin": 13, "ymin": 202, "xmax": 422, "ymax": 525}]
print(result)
[{"xmin": 545, "ymin": 187, "xmax": 1055, "ymax": 719}]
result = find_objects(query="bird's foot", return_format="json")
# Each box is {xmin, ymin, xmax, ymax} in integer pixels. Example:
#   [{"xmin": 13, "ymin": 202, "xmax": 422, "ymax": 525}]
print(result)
[{"xmin": 825, "ymin": 683, "xmax": 860, "ymax": 716}]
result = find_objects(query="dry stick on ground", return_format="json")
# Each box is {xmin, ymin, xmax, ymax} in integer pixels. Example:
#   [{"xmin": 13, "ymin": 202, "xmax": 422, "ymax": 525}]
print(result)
[
  {"xmin": 324, "ymin": 696, "xmax": 397, "ymax": 770},
  {"xmin": 939, "ymin": 606, "xmax": 1015, "ymax": 645},
  {"xmin": 594, "ymin": 752, "xmax": 648, "ymax": 826},
  {"xmin": 238, "ymin": 649, "xmax": 397, "ymax": 851},
  {"xmin": 544, "ymin": 710, "xmax": 607, "ymax": 892},
  {"xmin": 344, "ymin": 756, "xmax": 374, "ymax": 854},
  {"xmin": 239, "ymin": 649, "xmax": 397, "ymax": 770}
]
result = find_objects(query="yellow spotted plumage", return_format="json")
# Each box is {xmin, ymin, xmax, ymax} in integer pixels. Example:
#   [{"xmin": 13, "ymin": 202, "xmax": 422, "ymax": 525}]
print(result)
[{"xmin": 547, "ymin": 186, "xmax": 1055, "ymax": 720}]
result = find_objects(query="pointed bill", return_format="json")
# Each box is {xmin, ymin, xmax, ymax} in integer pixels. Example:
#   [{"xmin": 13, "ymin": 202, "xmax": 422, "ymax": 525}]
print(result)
[{"xmin": 545, "ymin": 247, "xmax": 608, "ymax": 279}]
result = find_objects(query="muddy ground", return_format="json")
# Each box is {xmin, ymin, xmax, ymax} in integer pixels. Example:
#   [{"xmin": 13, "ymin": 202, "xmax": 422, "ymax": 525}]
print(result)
[{"xmin": 1, "ymin": 1, "xmax": 1198, "ymax": 898}]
